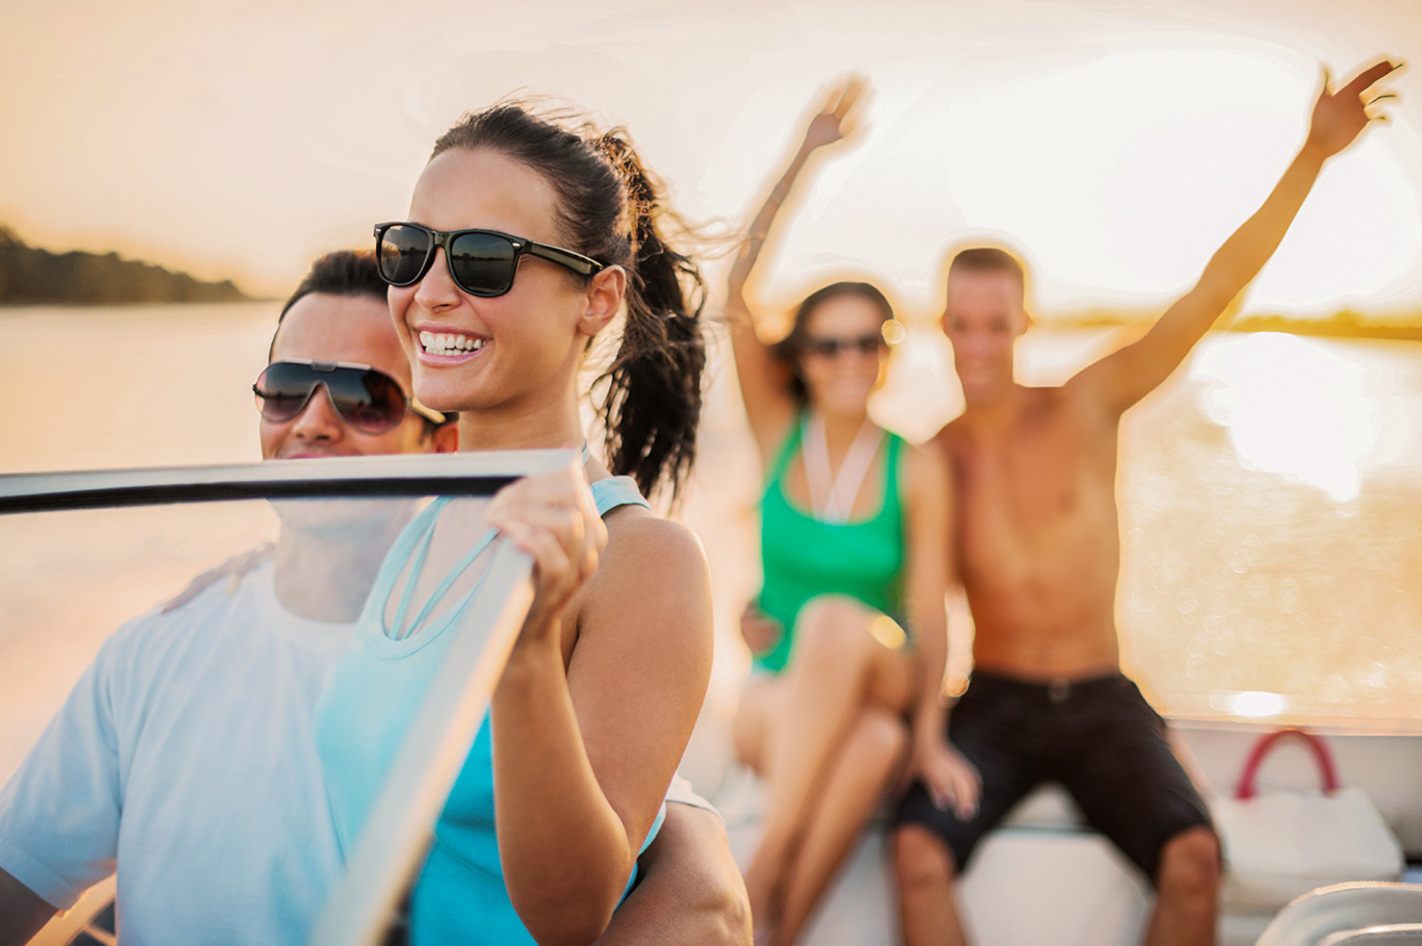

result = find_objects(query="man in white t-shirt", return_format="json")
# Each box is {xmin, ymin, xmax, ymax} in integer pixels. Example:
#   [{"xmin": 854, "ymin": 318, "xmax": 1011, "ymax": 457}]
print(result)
[
  {"xmin": 0, "ymin": 250, "xmax": 749, "ymax": 944},
  {"xmin": 0, "ymin": 250, "xmax": 458, "ymax": 944}
]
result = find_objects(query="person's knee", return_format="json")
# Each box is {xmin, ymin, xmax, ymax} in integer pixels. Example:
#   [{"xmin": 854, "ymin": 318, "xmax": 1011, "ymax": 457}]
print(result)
[
  {"xmin": 893, "ymin": 824, "xmax": 956, "ymax": 895},
  {"xmin": 1156, "ymin": 826, "xmax": 1221, "ymax": 901},
  {"xmin": 793, "ymin": 595, "xmax": 869, "ymax": 662},
  {"xmin": 730, "ymin": 681, "xmax": 776, "ymax": 769},
  {"xmin": 846, "ymin": 707, "xmax": 909, "ymax": 771}
]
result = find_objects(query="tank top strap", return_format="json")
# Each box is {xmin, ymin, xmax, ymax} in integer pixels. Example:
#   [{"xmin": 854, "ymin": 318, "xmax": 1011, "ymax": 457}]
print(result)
[
  {"xmin": 359, "ymin": 497, "xmax": 445, "ymax": 632},
  {"xmin": 766, "ymin": 414, "xmax": 806, "ymax": 486},
  {"xmin": 590, "ymin": 475, "xmax": 651, "ymax": 517},
  {"xmin": 882, "ymin": 431, "xmax": 905, "ymax": 512}
]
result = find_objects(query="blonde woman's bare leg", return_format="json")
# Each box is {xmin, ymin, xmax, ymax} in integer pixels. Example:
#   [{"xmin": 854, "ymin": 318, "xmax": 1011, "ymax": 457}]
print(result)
[
  {"xmin": 771, "ymin": 703, "xmax": 909, "ymax": 946},
  {"xmin": 742, "ymin": 596, "xmax": 913, "ymax": 937}
]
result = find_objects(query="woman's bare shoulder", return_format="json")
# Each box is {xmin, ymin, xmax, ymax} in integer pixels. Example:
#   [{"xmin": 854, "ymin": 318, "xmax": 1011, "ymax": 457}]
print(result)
[
  {"xmin": 577, "ymin": 506, "xmax": 712, "ymax": 641},
  {"xmin": 599, "ymin": 508, "xmax": 709, "ymax": 593},
  {"xmin": 570, "ymin": 507, "xmax": 713, "ymax": 723}
]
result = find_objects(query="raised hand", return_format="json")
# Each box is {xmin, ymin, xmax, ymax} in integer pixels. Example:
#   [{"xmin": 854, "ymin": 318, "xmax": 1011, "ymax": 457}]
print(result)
[
  {"xmin": 801, "ymin": 76, "xmax": 866, "ymax": 153},
  {"xmin": 727, "ymin": 74, "xmax": 871, "ymax": 440},
  {"xmin": 1306, "ymin": 58, "xmax": 1402, "ymax": 158}
]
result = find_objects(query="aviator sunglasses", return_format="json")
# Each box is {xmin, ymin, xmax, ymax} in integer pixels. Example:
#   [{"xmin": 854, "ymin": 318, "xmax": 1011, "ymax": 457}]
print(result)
[
  {"xmin": 254, "ymin": 359, "xmax": 446, "ymax": 434},
  {"xmin": 801, "ymin": 332, "xmax": 887, "ymax": 359},
  {"xmin": 373, "ymin": 222, "xmax": 604, "ymax": 297}
]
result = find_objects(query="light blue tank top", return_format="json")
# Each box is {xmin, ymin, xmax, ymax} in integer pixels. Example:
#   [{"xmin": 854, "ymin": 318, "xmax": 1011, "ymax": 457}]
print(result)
[{"xmin": 313, "ymin": 476, "xmax": 664, "ymax": 944}]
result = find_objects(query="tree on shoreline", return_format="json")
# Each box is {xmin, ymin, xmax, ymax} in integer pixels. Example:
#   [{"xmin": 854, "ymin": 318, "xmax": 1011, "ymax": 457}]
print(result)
[{"xmin": 0, "ymin": 227, "xmax": 250, "ymax": 306}]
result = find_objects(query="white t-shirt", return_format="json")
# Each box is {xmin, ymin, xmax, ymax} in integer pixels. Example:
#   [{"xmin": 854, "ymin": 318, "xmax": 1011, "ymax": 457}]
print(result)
[
  {"xmin": 665, "ymin": 774, "xmax": 719, "ymax": 817},
  {"xmin": 0, "ymin": 560, "xmax": 349, "ymax": 945}
]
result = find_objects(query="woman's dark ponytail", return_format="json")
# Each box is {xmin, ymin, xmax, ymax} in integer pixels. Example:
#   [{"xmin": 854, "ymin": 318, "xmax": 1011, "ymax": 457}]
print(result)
[
  {"xmin": 592, "ymin": 133, "xmax": 705, "ymax": 500},
  {"xmin": 431, "ymin": 106, "xmax": 706, "ymax": 499}
]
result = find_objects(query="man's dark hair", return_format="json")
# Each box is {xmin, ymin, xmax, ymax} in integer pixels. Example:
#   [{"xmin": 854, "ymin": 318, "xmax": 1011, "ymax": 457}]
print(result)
[
  {"xmin": 947, "ymin": 246, "xmax": 1027, "ymax": 292},
  {"xmin": 270, "ymin": 250, "xmax": 387, "ymax": 360},
  {"xmin": 269, "ymin": 250, "xmax": 452, "ymax": 433}
]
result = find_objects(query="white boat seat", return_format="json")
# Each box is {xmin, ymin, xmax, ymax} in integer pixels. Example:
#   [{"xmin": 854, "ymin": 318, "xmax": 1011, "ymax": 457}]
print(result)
[
  {"xmin": 713, "ymin": 766, "xmax": 1152, "ymax": 946},
  {"xmin": 1256, "ymin": 882, "xmax": 1422, "ymax": 946}
]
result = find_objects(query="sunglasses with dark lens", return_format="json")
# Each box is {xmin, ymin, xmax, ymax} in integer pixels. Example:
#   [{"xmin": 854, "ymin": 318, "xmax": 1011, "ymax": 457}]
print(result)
[
  {"xmin": 373, "ymin": 222, "xmax": 604, "ymax": 297},
  {"xmin": 253, "ymin": 360, "xmax": 446, "ymax": 434},
  {"xmin": 801, "ymin": 333, "xmax": 886, "ymax": 359}
]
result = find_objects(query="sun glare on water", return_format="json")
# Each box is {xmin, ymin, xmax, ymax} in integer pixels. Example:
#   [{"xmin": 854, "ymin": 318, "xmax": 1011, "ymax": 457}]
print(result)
[
  {"xmin": 1193, "ymin": 333, "xmax": 1380, "ymax": 503},
  {"xmin": 1211, "ymin": 689, "xmax": 1290, "ymax": 719}
]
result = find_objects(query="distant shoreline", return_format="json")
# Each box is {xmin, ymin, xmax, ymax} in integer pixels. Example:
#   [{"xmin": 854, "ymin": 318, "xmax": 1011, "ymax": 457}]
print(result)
[
  {"xmin": 0, "ymin": 226, "xmax": 253, "ymax": 307},
  {"xmin": 0, "ymin": 298, "xmax": 276, "ymax": 310},
  {"xmin": 2, "ymin": 229, "xmax": 1417, "ymax": 341},
  {"xmin": 1221, "ymin": 319, "xmax": 1422, "ymax": 342},
  {"xmin": 1045, "ymin": 312, "xmax": 1422, "ymax": 343}
]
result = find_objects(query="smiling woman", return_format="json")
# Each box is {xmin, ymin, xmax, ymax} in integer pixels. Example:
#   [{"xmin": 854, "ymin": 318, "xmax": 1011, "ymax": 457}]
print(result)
[{"xmin": 310, "ymin": 101, "xmax": 717, "ymax": 946}]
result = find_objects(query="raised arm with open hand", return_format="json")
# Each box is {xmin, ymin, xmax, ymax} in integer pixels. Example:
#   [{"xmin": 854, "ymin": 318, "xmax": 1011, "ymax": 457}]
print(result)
[
  {"xmin": 1079, "ymin": 58, "xmax": 1402, "ymax": 414},
  {"xmin": 727, "ymin": 77, "xmax": 865, "ymax": 306},
  {"xmin": 1306, "ymin": 59, "xmax": 1400, "ymax": 158},
  {"xmin": 727, "ymin": 77, "xmax": 867, "ymax": 460}
]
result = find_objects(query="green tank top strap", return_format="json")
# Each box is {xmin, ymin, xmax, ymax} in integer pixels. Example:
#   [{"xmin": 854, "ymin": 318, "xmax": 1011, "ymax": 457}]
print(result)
[
  {"xmin": 884, "ymin": 429, "xmax": 904, "ymax": 513},
  {"xmin": 766, "ymin": 415, "xmax": 805, "ymax": 488}
]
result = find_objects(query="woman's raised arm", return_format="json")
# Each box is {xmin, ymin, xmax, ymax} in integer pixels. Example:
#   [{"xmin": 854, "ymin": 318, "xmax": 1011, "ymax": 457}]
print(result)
[{"xmin": 728, "ymin": 78, "xmax": 866, "ymax": 461}]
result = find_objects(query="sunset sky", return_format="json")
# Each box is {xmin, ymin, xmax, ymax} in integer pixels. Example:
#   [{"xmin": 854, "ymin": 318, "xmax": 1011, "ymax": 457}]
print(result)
[{"xmin": 2, "ymin": 0, "xmax": 1419, "ymax": 320}]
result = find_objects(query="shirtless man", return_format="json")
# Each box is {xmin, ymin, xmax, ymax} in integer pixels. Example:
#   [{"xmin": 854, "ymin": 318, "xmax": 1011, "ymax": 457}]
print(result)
[{"xmin": 892, "ymin": 59, "xmax": 1400, "ymax": 946}]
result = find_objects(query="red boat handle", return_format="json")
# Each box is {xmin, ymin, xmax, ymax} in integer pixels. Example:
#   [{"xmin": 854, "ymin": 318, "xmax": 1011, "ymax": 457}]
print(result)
[{"xmin": 1235, "ymin": 726, "xmax": 1339, "ymax": 800}]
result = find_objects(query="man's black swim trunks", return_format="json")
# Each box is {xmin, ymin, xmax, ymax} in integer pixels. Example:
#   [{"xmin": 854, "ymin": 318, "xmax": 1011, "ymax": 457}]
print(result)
[{"xmin": 895, "ymin": 671, "xmax": 1213, "ymax": 882}]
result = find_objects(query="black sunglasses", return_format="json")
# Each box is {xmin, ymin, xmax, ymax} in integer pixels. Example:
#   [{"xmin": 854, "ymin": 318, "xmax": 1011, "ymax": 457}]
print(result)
[
  {"xmin": 801, "ymin": 332, "xmax": 886, "ymax": 359},
  {"xmin": 254, "ymin": 359, "xmax": 446, "ymax": 434},
  {"xmin": 373, "ymin": 222, "xmax": 604, "ymax": 297}
]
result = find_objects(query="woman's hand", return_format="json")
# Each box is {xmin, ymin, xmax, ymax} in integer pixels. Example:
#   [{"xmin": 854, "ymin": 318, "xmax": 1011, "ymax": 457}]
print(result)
[
  {"xmin": 486, "ymin": 462, "xmax": 608, "ymax": 646},
  {"xmin": 913, "ymin": 739, "xmax": 981, "ymax": 822},
  {"xmin": 801, "ymin": 76, "xmax": 866, "ymax": 153},
  {"xmin": 727, "ymin": 75, "xmax": 873, "ymax": 460},
  {"xmin": 728, "ymin": 75, "xmax": 868, "ymax": 299},
  {"xmin": 739, "ymin": 602, "xmax": 783, "ymax": 657}
]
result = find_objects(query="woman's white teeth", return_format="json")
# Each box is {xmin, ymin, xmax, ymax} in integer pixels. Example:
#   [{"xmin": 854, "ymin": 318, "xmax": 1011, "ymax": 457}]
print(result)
[{"xmin": 420, "ymin": 331, "xmax": 486, "ymax": 356}]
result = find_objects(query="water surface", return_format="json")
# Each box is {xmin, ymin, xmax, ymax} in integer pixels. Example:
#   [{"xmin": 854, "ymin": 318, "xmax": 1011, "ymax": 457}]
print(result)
[{"xmin": 2, "ymin": 304, "xmax": 1419, "ymax": 732}]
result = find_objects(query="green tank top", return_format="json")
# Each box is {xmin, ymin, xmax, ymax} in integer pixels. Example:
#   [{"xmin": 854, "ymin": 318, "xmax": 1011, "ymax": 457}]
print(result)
[{"xmin": 754, "ymin": 419, "xmax": 907, "ymax": 674}]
